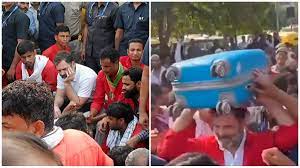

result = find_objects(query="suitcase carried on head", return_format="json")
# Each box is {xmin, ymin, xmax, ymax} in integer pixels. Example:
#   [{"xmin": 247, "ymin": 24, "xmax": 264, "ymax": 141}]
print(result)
[{"xmin": 166, "ymin": 49, "xmax": 269, "ymax": 113}]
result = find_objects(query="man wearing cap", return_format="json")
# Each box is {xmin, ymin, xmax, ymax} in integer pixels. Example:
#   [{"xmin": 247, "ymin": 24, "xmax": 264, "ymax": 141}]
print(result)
[{"xmin": 157, "ymin": 71, "xmax": 298, "ymax": 166}]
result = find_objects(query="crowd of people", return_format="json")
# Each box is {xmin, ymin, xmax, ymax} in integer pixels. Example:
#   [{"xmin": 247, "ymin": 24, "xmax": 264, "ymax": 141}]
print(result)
[
  {"xmin": 150, "ymin": 32, "xmax": 298, "ymax": 166},
  {"xmin": 2, "ymin": 2, "xmax": 149, "ymax": 166},
  {"xmin": 2, "ymin": 1, "xmax": 298, "ymax": 166}
]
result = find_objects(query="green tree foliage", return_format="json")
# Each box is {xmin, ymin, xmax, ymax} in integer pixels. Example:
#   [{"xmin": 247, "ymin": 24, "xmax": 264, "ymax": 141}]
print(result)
[{"xmin": 152, "ymin": 2, "xmax": 281, "ymax": 56}]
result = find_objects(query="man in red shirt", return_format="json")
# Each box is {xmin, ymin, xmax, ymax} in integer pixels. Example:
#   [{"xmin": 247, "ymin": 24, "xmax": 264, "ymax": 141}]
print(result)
[
  {"xmin": 42, "ymin": 25, "xmax": 71, "ymax": 63},
  {"xmin": 118, "ymin": 67, "xmax": 143, "ymax": 113},
  {"xmin": 2, "ymin": 81, "xmax": 113, "ymax": 166},
  {"xmin": 15, "ymin": 40, "xmax": 57, "ymax": 91},
  {"xmin": 101, "ymin": 102, "xmax": 147, "ymax": 153},
  {"xmin": 88, "ymin": 47, "xmax": 125, "ymax": 122},
  {"xmin": 120, "ymin": 38, "xmax": 144, "ymax": 69},
  {"xmin": 157, "ymin": 71, "xmax": 298, "ymax": 166}
]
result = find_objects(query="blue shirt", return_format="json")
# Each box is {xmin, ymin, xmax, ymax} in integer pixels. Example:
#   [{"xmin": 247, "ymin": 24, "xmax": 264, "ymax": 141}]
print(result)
[
  {"xmin": 38, "ymin": 2, "xmax": 65, "ymax": 52},
  {"xmin": 25, "ymin": 8, "xmax": 37, "ymax": 38},
  {"xmin": 114, "ymin": 2, "xmax": 149, "ymax": 55}
]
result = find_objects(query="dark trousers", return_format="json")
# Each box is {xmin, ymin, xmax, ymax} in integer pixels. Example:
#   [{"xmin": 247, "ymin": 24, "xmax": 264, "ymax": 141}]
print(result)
[{"xmin": 86, "ymin": 56, "xmax": 101, "ymax": 74}]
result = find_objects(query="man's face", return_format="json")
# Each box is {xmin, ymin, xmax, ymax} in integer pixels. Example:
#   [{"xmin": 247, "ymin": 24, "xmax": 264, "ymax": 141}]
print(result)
[
  {"xmin": 127, "ymin": 42, "xmax": 143, "ymax": 62},
  {"xmin": 2, "ymin": 2, "xmax": 14, "ymax": 8},
  {"xmin": 151, "ymin": 57, "xmax": 160, "ymax": 69},
  {"xmin": 55, "ymin": 32, "xmax": 70, "ymax": 48},
  {"xmin": 3, "ymin": 114, "xmax": 30, "ymax": 132},
  {"xmin": 56, "ymin": 60, "xmax": 74, "ymax": 79},
  {"xmin": 3, "ymin": 114, "xmax": 45, "ymax": 137},
  {"xmin": 20, "ymin": 51, "xmax": 36, "ymax": 70},
  {"xmin": 212, "ymin": 114, "xmax": 244, "ymax": 150},
  {"xmin": 18, "ymin": 2, "xmax": 29, "ymax": 10},
  {"xmin": 122, "ymin": 75, "xmax": 139, "ymax": 98},
  {"xmin": 100, "ymin": 58, "xmax": 118, "ymax": 77},
  {"xmin": 108, "ymin": 116, "xmax": 122, "ymax": 131},
  {"xmin": 276, "ymin": 52, "xmax": 288, "ymax": 66}
]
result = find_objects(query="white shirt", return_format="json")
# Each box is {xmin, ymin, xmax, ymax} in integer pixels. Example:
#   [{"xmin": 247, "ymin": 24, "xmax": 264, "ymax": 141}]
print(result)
[
  {"xmin": 238, "ymin": 41, "xmax": 248, "ymax": 49},
  {"xmin": 193, "ymin": 111, "xmax": 213, "ymax": 138},
  {"xmin": 151, "ymin": 66, "xmax": 166, "ymax": 85},
  {"xmin": 57, "ymin": 63, "xmax": 97, "ymax": 98},
  {"xmin": 218, "ymin": 130, "xmax": 246, "ymax": 166}
]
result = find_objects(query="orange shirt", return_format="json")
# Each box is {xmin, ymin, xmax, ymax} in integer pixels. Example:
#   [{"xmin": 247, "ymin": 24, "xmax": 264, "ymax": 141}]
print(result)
[
  {"xmin": 15, "ymin": 59, "xmax": 58, "ymax": 91},
  {"xmin": 42, "ymin": 44, "xmax": 71, "ymax": 63},
  {"xmin": 53, "ymin": 129, "xmax": 114, "ymax": 166}
]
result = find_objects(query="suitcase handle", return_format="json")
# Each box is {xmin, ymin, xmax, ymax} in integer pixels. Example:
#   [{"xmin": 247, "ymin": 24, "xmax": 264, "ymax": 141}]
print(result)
[
  {"xmin": 211, "ymin": 60, "xmax": 229, "ymax": 78},
  {"xmin": 166, "ymin": 66, "xmax": 180, "ymax": 82},
  {"xmin": 216, "ymin": 99, "xmax": 231, "ymax": 115}
]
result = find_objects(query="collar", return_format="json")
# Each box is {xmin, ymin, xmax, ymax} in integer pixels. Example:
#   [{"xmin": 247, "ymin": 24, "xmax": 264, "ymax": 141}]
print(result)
[
  {"xmin": 97, "ymin": 2, "xmax": 107, "ymax": 8},
  {"xmin": 217, "ymin": 129, "xmax": 247, "ymax": 152},
  {"xmin": 41, "ymin": 126, "xmax": 64, "ymax": 149},
  {"xmin": 106, "ymin": 63, "xmax": 124, "ymax": 87},
  {"xmin": 55, "ymin": 43, "xmax": 70, "ymax": 51},
  {"xmin": 129, "ymin": 2, "xmax": 146, "ymax": 10}
]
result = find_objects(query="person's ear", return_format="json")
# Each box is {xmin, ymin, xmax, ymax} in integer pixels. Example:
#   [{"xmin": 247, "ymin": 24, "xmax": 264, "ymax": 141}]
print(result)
[
  {"xmin": 127, "ymin": 49, "xmax": 129, "ymax": 56},
  {"xmin": 29, "ymin": 120, "xmax": 45, "ymax": 138},
  {"xmin": 54, "ymin": 35, "xmax": 58, "ymax": 42},
  {"xmin": 136, "ymin": 81, "xmax": 141, "ymax": 89},
  {"xmin": 119, "ymin": 118, "xmax": 125, "ymax": 125}
]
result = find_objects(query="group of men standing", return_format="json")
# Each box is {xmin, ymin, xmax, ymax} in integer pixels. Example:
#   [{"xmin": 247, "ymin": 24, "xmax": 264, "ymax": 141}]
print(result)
[{"xmin": 2, "ymin": 2, "xmax": 150, "ymax": 166}]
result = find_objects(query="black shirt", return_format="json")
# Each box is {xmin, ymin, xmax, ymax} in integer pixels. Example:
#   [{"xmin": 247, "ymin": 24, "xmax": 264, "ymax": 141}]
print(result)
[
  {"xmin": 114, "ymin": 2, "xmax": 149, "ymax": 55},
  {"xmin": 2, "ymin": 4, "xmax": 29, "ymax": 70},
  {"xmin": 38, "ymin": 2, "xmax": 65, "ymax": 52}
]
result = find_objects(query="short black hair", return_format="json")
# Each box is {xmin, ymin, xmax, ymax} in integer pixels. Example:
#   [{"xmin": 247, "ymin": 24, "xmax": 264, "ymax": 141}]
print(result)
[
  {"xmin": 106, "ymin": 102, "xmax": 134, "ymax": 124},
  {"xmin": 3, "ymin": 131, "xmax": 62, "ymax": 166},
  {"xmin": 122, "ymin": 67, "xmax": 143, "ymax": 84},
  {"xmin": 55, "ymin": 112, "xmax": 88, "ymax": 133},
  {"xmin": 54, "ymin": 51, "xmax": 74, "ymax": 65},
  {"xmin": 128, "ymin": 38, "xmax": 144, "ymax": 48},
  {"xmin": 17, "ymin": 40, "xmax": 35, "ymax": 56},
  {"xmin": 99, "ymin": 47, "xmax": 120, "ymax": 63},
  {"xmin": 167, "ymin": 152, "xmax": 218, "ymax": 166},
  {"xmin": 2, "ymin": 81, "xmax": 54, "ymax": 133},
  {"xmin": 55, "ymin": 25, "xmax": 70, "ymax": 35},
  {"xmin": 108, "ymin": 145, "xmax": 134, "ymax": 166}
]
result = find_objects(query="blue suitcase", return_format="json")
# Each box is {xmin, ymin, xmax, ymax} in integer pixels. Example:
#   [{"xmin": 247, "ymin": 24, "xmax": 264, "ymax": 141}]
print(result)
[{"xmin": 166, "ymin": 49, "xmax": 269, "ymax": 113}]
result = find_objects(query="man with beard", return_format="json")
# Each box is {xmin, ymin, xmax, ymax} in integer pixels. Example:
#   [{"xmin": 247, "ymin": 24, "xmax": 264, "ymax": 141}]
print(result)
[
  {"xmin": 157, "ymin": 71, "xmax": 298, "ymax": 166},
  {"xmin": 101, "ymin": 102, "xmax": 146, "ymax": 153},
  {"xmin": 96, "ymin": 67, "xmax": 142, "ymax": 141},
  {"xmin": 119, "ymin": 67, "xmax": 143, "ymax": 113},
  {"xmin": 53, "ymin": 51, "xmax": 97, "ymax": 118},
  {"xmin": 15, "ymin": 40, "xmax": 58, "ymax": 92},
  {"xmin": 88, "ymin": 47, "xmax": 125, "ymax": 122}
]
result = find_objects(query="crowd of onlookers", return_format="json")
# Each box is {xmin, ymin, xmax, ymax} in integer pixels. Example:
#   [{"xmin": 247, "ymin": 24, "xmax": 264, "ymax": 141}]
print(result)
[
  {"xmin": 150, "ymin": 32, "xmax": 298, "ymax": 166},
  {"xmin": 2, "ymin": 2, "xmax": 150, "ymax": 166}
]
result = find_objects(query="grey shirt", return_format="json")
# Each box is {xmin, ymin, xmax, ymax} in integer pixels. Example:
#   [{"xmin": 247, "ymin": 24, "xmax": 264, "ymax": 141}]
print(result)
[{"xmin": 62, "ymin": 2, "xmax": 84, "ymax": 37}]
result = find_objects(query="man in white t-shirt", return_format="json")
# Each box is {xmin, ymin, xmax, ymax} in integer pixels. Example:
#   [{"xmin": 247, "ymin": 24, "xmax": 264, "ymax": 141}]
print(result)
[{"xmin": 53, "ymin": 51, "xmax": 97, "ymax": 118}]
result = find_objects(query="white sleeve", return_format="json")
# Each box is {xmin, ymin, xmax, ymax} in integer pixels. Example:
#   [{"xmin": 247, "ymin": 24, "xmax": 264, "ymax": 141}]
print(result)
[
  {"xmin": 77, "ymin": 75, "xmax": 97, "ymax": 98},
  {"xmin": 56, "ymin": 75, "xmax": 65, "ymax": 90}
]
